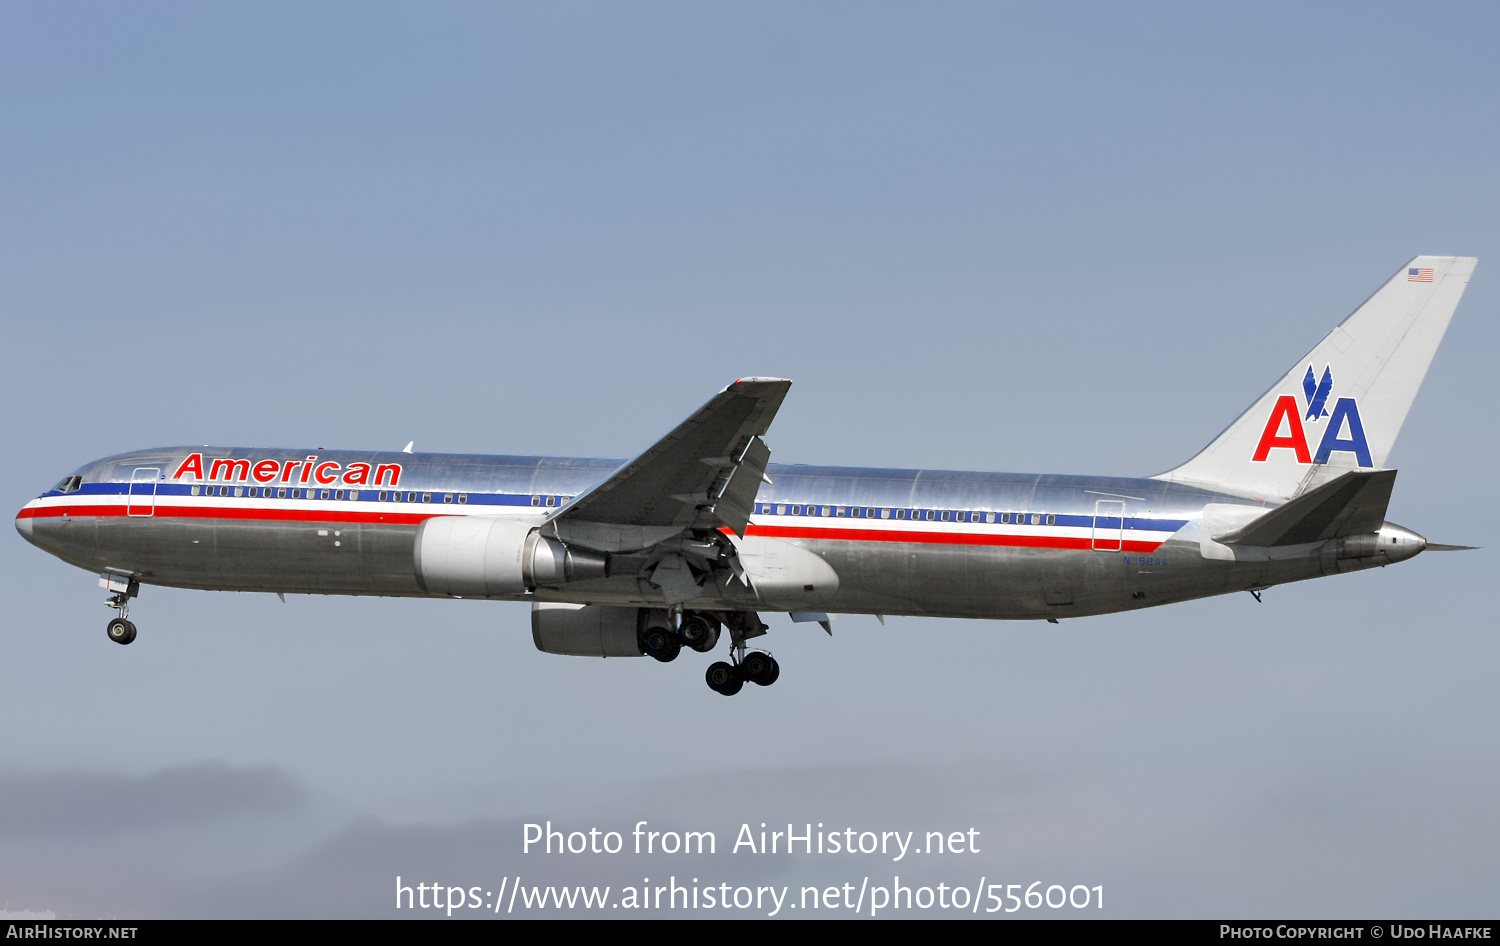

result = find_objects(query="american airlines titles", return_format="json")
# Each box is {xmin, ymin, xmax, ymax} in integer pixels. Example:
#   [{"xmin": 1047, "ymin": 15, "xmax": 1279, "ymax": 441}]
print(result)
[{"xmin": 170, "ymin": 453, "xmax": 403, "ymax": 488}]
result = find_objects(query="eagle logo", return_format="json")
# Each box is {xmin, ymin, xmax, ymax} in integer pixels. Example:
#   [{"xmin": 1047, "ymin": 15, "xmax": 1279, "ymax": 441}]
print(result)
[{"xmin": 1302, "ymin": 365, "xmax": 1333, "ymax": 422}]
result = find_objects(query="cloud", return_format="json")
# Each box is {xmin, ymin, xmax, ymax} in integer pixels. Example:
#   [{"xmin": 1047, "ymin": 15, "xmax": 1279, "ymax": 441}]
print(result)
[{"xmin": 0, "ymin": 761, "xmax": 305, "ymax": 838}]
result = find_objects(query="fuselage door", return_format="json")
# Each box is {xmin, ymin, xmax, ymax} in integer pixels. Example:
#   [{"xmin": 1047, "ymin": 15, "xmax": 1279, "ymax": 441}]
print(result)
[
  {"xmin": 127, "ymin": 467, "xmax": 160, "ymax": 517},
  {"xmin": 1092, "ymin": 499, "xmax": 1125, "ymax": 551}
]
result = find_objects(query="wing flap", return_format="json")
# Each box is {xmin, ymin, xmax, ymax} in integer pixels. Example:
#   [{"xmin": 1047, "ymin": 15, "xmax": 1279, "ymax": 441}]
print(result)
[{"xmin": 712, "ymin": 435, "xmax": 772, "ymax": 537}]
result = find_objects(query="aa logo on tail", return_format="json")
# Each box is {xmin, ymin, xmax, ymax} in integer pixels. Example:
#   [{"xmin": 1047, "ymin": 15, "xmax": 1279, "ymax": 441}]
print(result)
[{"xmin": 1252, "ymin": 366, "xmax": 1373, "ymax": 467}]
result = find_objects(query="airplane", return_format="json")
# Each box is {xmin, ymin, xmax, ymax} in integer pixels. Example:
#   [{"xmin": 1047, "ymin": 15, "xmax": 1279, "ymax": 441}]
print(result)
[{"xmin": 14, "ymin": 256, "xmax": 1478, "ymax": 696}]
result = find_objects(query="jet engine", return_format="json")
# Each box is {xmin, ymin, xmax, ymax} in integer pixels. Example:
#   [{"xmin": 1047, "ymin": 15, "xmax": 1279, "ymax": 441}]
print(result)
[
  {"xmin": 531, "ymin": 602, "xmax": 647, "ymax": 657},
  {"xmin": 413, "ymin": 516, "xmax": 607, "ymax": 597}
]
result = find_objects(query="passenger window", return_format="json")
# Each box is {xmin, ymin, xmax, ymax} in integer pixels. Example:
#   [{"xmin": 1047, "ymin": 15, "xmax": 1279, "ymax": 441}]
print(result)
[
  {"xmin": 443, "ymin": 493, "xmax": 453, "ymax": 504},
  {"xmin": 190, "ymin": 485, "xmax": 200, "ymax": 496},
  {"xmin": 408, "ymin": 492, "xmax": 417, "ymax": 503},
  {"xmin": 321, "ymin": 489, "xmax": 330, "ymax": 500},
  {"xmin": 379, "ymin": 491, "xmax": 387, "ymax": 502},
  {"xmin": 278, "ymin": 488, "xmax": 286, "ymax": 498},
  {"xmin": 941, "ymin": 511, "xmax": 950, "ymax": 521},
  {"xmin": 792, "ymin": 505, "xmax": 802, "ymax": 516},
  {"xmin": 836, "ymin": 506, "xmax": 845, "ymax": 517},
  {"xmin": 776, "ymin": 504, "xmax": 786, "ymax": 515},
  {"xmin": 986, "ymin": 512, "xmax": 995, "ymax": 523},
  {"xmin": 821, "ymin": 506, "xmax": 831, "ymax": 517},
  {"xmin": 545, "ymin": 496, "xmax": 555, "ymax": 506},
  {"xmin": 1030, "ymin": 514, "xmax": 1040, "ymax": 525},
  {"xmin": 422, "ymin": 492, "xmax": 432, "ymax": 503},
  {"xmin": 349, "ymin": 490, "xmax": 358, "ymax": 500},
  {"xmin": 335, "ymin": 490, "xmax": 344, "ymax": 500},
  {"xmin": 458, "ymin": 493, "xmax": 467, "ymax": 504},
  {"xmin": 233, "ymin": 487, "xmax": 242, "ymax": 497},
  {"xmin": 1046, "ymin": 514, "xmax": 1055, "ymax": 525},
  {"xmin": 531, "ymin": 495, "xmax": 541, "ymax": 506}
]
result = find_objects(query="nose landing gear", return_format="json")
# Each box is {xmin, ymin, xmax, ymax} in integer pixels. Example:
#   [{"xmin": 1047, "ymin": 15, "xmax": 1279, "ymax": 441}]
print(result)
[{"xmin": 101, "ymin": 572, "xmax": 139, "ymax": 646}]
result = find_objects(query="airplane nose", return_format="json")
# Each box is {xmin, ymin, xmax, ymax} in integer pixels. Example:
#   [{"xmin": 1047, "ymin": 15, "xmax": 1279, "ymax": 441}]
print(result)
[{"xmin": 15, "ymin": 509, "xmax": 35, "ymax": 545}]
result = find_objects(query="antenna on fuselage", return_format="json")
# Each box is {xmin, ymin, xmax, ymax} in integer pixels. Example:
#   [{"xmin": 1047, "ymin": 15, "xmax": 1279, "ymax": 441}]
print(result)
[{"xmin": 402, "ymin": 442, "xmax": 414, "ymax": 454}]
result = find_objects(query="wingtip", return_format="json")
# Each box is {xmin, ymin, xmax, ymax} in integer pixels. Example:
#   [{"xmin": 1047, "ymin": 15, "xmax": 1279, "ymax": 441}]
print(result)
[{"xmin": 727, "ymin": 377, "xmax": 793, "ymax": 393}]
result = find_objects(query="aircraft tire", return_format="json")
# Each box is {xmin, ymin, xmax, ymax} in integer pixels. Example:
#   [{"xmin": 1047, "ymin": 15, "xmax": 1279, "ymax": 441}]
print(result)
[
  {"xmin": 642, "ymin": 626, "xmax": 673, "ymax": 660},
  {"xmin": 678, "ymin": 613, "xmax": 717, "ymax": 652},
  {"xmin": 705, "ymin": 661, "xmax": 742, "ymax": 695},
  {"xmin": 651, "ymin": 638, "xmax": 681, "ymax": 663},
  {"xmin": 760, "ymin": 655, "xmax": 780, "ymax": 686},
  {"xmin": 107, "ymin": 618, "xmax": 136, "ymax": 645},
  {"xmin": 742, "ymin": 652, "xmax": 777, "ymax": 686}
]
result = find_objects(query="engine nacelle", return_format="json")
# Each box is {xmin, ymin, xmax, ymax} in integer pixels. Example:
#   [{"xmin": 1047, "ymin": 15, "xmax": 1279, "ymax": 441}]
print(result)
[
  {"xmin": 532, "ymin": 602, "xmax": 647, "ymax": 657},
  {"xmin": 414, "ymin": 516, "xmax": 607, "ymax": 597}
]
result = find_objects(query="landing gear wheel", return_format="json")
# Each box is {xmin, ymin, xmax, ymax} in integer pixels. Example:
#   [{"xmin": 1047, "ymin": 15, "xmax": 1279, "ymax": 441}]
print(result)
[
  {"xmin": 107, "ymin": 618, "xmax": 136, "ymax": 645},
  {"xmin": 678, "ymin": 613, "xmax": 720, "ymax": 653},
  {"xmin": 705, "ymin": 661, "xmax": 743, "ymax": 696},
  {"xmin": 642, "ymin": 625, "xmax": 679, "ymax": 662},
  {"xmin": 742, "ymin": 652, "xmax": 779, "ymax": 686}
]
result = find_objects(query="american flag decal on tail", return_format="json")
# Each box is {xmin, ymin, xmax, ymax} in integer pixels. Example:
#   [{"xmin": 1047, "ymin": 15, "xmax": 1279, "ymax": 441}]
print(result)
[{"xmin": 1408, "ymin": 267, "xmax": 1434, "ymax": 282}]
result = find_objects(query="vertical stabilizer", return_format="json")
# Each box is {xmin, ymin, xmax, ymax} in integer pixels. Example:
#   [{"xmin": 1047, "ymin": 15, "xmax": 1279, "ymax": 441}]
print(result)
[{"xmin": 1154, "ymin": 256, "xmax": 1476, "ymax": 500}]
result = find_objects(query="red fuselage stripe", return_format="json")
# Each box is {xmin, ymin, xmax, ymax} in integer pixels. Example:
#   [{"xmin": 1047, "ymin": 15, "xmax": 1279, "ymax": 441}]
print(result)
[
  {"xmin": 18, "ymin": 504, "xmax": 1169, "ymax": 552},
  {"xmin": 743, "ymin": 524, "xmax": 1165, "ymax": 552}
]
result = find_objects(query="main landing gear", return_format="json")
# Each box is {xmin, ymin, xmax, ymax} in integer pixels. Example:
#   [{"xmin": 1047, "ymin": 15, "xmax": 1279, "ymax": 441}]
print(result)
[
  {"xmin": 705, "ymin": 651, "xmax": 780, "ymax": 696},
  {"xmin": 101, "ymin": 573, "xmax": 139, "ymax": 645},
  {"xmin": 641, "ymin": 609, "xmax": 780, "ymax": 696}
]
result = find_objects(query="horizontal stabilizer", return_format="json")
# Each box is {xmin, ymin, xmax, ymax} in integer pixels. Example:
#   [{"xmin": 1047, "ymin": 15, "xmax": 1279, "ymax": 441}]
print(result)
[{"xmin": 1216, "ymin": 470, "xmax": 1396, "ymax": 547}]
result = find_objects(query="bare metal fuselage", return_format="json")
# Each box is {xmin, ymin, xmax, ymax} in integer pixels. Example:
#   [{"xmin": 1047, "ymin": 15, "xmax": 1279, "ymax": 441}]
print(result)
[{"xmin": 16, "ymin": 446, "xmax": 1421, "ymax": 622}]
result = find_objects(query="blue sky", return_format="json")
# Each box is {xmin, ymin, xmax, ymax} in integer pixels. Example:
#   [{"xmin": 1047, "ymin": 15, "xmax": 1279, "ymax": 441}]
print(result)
[{"xmin": 2, "ymin": 2, "xmax": 1496, "ymax": 918}]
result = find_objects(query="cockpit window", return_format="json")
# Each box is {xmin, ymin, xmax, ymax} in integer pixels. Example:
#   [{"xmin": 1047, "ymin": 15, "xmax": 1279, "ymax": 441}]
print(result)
[{"xmin": 53, "ymin": 476, "xmax": 82, "ymax": 494}]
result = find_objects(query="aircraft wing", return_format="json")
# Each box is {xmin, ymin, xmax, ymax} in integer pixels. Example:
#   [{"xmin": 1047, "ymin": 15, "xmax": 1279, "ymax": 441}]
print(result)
[{"xmin": 544, "ymin": 378, "xmax": 790, "ymax": 552}]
